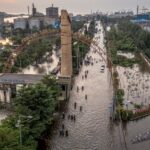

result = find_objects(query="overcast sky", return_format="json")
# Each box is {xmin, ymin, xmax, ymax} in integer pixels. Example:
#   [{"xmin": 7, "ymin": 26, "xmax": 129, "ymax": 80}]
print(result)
[{"xmin": 0, "ymin": 0, "xmax": 150, "ymax": 15}]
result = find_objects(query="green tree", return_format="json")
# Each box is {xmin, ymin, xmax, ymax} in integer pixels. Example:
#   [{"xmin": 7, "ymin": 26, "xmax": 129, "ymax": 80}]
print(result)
[
  {"xmin": 115, "ymin": 89, "xmax": 124, "ymax": 106},
  {"xmin": 14, "ymin": 82, "xmax": 59, "ymax": 140},
  {"xmin": 0, "ymin": 75, "xmax": 60, "ymax": 149}
]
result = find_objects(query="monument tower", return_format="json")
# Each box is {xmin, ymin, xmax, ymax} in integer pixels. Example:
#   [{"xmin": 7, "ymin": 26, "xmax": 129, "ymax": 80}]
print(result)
[{"xmin": 58, "ymin": 10, "xmax": 73, "ymax": 100}]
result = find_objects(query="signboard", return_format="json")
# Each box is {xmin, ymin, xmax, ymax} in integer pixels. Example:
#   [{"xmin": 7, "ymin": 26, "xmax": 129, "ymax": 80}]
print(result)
[{"xmin": 58, "ymin": 76, "xmax": 72, "ymax": 84}]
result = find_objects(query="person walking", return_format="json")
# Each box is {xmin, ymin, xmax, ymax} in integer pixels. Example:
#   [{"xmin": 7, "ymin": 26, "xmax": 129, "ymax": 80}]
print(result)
[
  {"xmin": 82, "ymin": 86, "xmax": 84, "ymax": 91},
  {"xmin": 65, "ymin": 130, "xmax": 69, "ymax": 137},
  {"xmin": 73, "ymin": 115, "xmax": 76, "ymax": 122},
  {"xmin": 85, "ymin": 94, "xmax": 87, "ymax": 100},
  {"xmin": 62, "ymin": 112, "xmax": 65, "ymax": 119},
  {"xmin": 80, "ymin": 106, "xmax": 83, "ymax": 112},
  {"xmin": 77, "ymin": 86, "xmax": 79, "ymax": 92},
  {"xmin": 74, "ymin": 102, "xmax": 77, "ymax": 109}
]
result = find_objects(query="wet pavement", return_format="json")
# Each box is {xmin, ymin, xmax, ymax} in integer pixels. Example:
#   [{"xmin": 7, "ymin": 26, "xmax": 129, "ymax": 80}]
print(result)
[{"xmin": 50, "ymin": 21, "xmax": 117, "ymax": 150}]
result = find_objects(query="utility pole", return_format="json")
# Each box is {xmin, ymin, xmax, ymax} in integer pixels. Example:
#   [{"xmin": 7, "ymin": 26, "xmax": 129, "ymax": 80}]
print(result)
[
  {"xmin": 77, "ymin": 44, "xmax": 79, "ymax": 71},
  {"xmin": 27, "ymin": 6, "xmax": 30, "ymax": 16},
  {"xmin": 19, "ymin": 117, "xmax": 22, "ymax": 149},
  {"xmin": 16, "ymin": 115, "xmax": 32, "ymax": 150}
]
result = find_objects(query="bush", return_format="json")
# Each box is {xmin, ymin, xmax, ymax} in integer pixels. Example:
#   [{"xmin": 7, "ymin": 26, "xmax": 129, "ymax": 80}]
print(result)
[{"xmin": 115, "ymin": 89, "xmax": 124, "ymax": 106}]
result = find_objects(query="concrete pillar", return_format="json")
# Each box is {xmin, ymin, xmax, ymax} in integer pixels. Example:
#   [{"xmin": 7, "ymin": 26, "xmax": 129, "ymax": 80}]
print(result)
[
  {"xmin": 3, "ymin": 85, "xmax": 7, "ymax": 105},
  {"xmin": 0, "ymin": 90, "xmax": 5, "ymax": 103}
]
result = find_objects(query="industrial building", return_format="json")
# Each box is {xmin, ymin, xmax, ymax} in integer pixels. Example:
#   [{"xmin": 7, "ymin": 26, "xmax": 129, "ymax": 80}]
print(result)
[
  {"xmin": 131, "ymin": 11, "xmax": 150, "ymax": 32},
  {"xmin": 108, "ymin": 11, "xmax": 134, "ymax": 18},
  {"xmin": 28, "ymin": 17, "xmax": 41, "ymax": 30},
  {"xmin": 28, "ymin": 3, "xmax": 59, "ymax": 30},
  {"xmin": 0, "ymin": 14, "xmax": 4, "ymax": 30},
  {"xmin": 44, "ymin": 17, "xmax": 57, "ymax": 27},
  {"xmin": 0, "ymin": 17, "xmax": 4, "ymax": 26},
  {"xmin": 46, "ymin": 4, "xmax": 59, "ymax": 19},
  {"xmin": 13, "ymin": 3, "xmax": 59, "ymax": 30},
  {"xmin": 14, "ymin": 18, "xmax": 28, "ymax": 30},
  {"xmin": 72, "ymin": 14, "xmax": 88, "ymax": 21}
]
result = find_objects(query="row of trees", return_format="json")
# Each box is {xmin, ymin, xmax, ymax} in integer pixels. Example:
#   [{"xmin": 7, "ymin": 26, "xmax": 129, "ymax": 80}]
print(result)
[
  {"xmin": 106, "ymin": 21, "xmax": 141, "ymax": 121},
  {"xmin": 72, "ymin": 41, "xmax": 89, "ymax": 74},
  {"xmin": 107, "ymin": 20, "xmax": 150, "ymax": 56},
  {"xmin": 105, "ymin": 21, "xmax": 149, "ymax": 67},
  {"xmin": 11, "ymin": 38, "xmax": 53, "ymax": 73},
  {"xmin": 0, "ymin": 49, "xmax": 11, "ymax": 72},
  {"xmin": 72, "ymin": 20, "xmax": 96, "ymax": 74},
  {"xmin": 71, "ymin": 20, "xmax": 86, "ymax": 33},
  {"xmin": 106, "ymin": 20, "xmax": 150, "ymax": 121},
  {"xmin": 84, "ymin": 20, "xmax": 97, "ymax": 38},
  {"xmin": 0, "ymin": 75, "xmax": 60, "ymax": 150}
]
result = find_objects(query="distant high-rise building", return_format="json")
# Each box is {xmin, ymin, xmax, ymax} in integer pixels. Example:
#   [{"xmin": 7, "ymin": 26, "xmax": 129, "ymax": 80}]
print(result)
[
  {"xmin": 28, "ymin": 6, "xmax": 30, "ymax": 15},
  {"xmin": 0, "ymin": 17, "xmax": 4, "ymax": 26},
  {"xmin": 14, "ymin": 18, "xmax": 27, "ymax": 30},
  {"xmin": 137, "ymin": 5, "xmax": 139, "ymax": 15},
  {"xmin": 32, "ymin": 3, "xmax": 37, "ymax": 16},
  {"xmin": 69, "ymin": 13, "xmax": 73, "ymax": 20},
  {"xmin": 46, "ymin": 4, "xmax": 58, "ymax": 18},
  {"xmin": 0, "ymin": 13, "xmax": 4, "ymax": 26}
]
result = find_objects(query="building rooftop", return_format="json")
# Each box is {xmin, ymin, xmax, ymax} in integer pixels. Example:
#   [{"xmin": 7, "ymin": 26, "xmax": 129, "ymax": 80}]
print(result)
[{"xmin": 0, "ymin": 73, "xmax": 44, "ymax": 85}]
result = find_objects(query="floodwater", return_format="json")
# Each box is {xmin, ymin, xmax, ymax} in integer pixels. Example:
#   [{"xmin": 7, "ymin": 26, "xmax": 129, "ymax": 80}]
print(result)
[
  {"xmin": 117, "ymin": 64, "xmax": 150, "ymax": 110},
  {"xmin": 20, "ymin": 50, "xmax": 59, "ymax": 74},
  {"xmin": 4, "ymin": 15, "xmax": 29, "ymax": 23},
  {"xmin": 117, "ymin": 51, "xmax": 135, "ymax": 59},
  {"xmin": 116, "ymin": 53, "xmax": 150, "ymax": 149},
  {"xmin": 50, "ymin": 21, "xmax": 118, "ymax": 150},
  {"xmin": 0, "ymin": 49, "xmax": 59, "ymax": 120},
  {"xmin": 0, "ymin": 110, "xmax": 10, "ymax": 124},
  {"xmin": 0, "ymin": 38, "xmax": 12, "ymax": 45},
  {"xmin": 50, "ymin": 21, "xmax": 150, "ymax": 150}
]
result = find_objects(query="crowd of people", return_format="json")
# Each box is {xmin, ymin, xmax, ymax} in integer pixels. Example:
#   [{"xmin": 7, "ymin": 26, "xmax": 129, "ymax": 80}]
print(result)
[
  {"xmin": 58, "ymin": 55, "xmax": 98, "ymax": 138},
  {"xmin": 57, "ymin": 22, "xmax": 106, "ymax": 140}
]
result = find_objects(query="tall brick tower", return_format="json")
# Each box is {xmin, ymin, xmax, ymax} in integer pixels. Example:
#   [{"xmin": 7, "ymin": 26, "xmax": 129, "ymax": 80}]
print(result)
[
  {"xmin": 60, "ymin": 10, "xmax": 72, "ymax": 77},
  {"xmin": 58, "ymin": 10, "xmax": 72, "ymax": 100}
]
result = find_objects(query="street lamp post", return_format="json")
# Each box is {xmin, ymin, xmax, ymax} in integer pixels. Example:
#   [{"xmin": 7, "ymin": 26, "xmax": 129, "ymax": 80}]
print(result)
[{"xmin": 16, "ymin": 115, "xmax": 32, "ymax": 149}]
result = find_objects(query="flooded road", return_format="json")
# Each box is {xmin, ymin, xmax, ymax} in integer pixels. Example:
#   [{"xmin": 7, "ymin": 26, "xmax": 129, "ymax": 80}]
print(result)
[
  {"xmin": 50, "ymin": 21, "xmax": 119, "ymax": 150},
  {"xmin": 50, "ymin": 56, "xmax": 114, "ymax": 149},
  {"xmin": 50, "ymin": 21, "xmax": 150, "ymax": 150}
]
